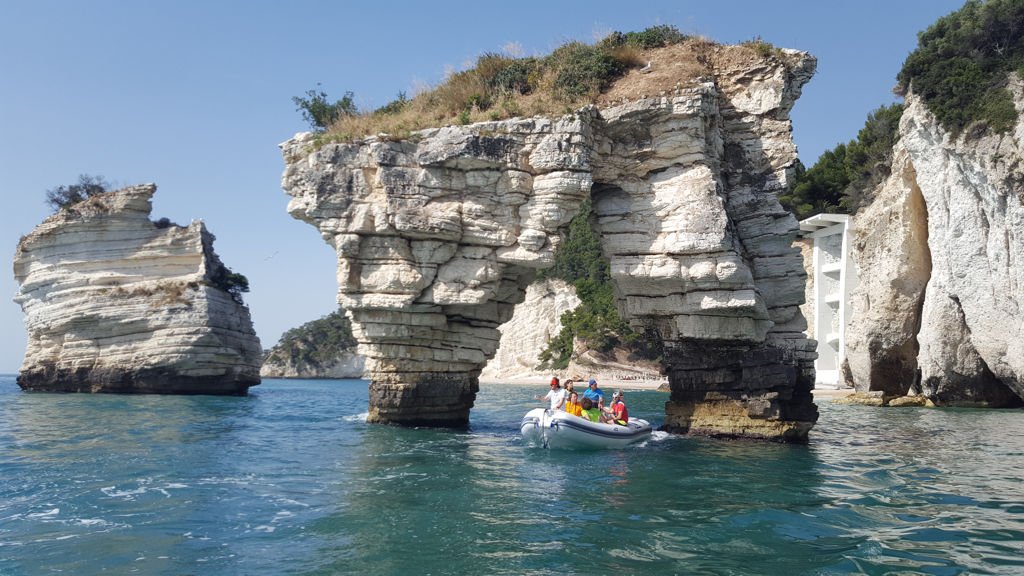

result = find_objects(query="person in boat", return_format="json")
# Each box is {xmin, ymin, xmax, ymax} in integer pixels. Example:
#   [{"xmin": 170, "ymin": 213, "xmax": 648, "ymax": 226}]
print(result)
[
  {"xmin": 563, "ymin": 379, "xmax": 575, "ymax": 400},
  {"xmin": 602, "ymin": 390, "xmax": 629, "ymax": 426},
  {"xmin": 579, "ymin": 396, "xmax": 601, "ymax": 422},
  {"xmin": 535, "ymin": 377, "xmax": 565, "ymax": 410},
  {"xmin": 564, "ymin": 390, "xmax": 582, "ymax": 417},
  {"xmin": 582, "ymin": 379, "xmax": 605, "ymax": 411}
]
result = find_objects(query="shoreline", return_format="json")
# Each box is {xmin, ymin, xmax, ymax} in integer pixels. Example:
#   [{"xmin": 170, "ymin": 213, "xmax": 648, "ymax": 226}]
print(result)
[
  {"xmin": 480, "ymin": 375, "xmax": 857, "ymax": 397},
  {"xmin": 480, "ymin": 374, "xmax": 669, "ymax": 391}
]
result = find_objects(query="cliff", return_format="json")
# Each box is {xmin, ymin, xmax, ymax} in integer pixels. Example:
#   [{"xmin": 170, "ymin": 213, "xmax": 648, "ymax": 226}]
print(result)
[
  {"xmin": 479, "ymin": 277, "xmax": 580, "ymax": 380},
  {"xmin": 13, "ymin": 185, "xmax": 262, "ymax": 394},
  {"xmin": 843, "ymin": 86, "xmax": 1024, "ymax": 407},
  {"xmin": 281, "ymin": 42, "xmax": 819, "ymax": 439}
]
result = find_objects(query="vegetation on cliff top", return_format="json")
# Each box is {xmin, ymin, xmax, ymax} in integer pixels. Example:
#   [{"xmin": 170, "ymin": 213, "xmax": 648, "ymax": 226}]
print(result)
[
  {"xmin": 263, "ymin": 309, "xmax": 357, "ymax": 371},
  {"xmin": 293, "ymin": 26, "xmax": 792, "ymax": 143},
  {"xmin": 897, "ymin": 0, "xmax": 1024, "ymax": 135},
  {"xmin": 292, "ymin": 25, "xmax": 689, "ymax": 139},
  {"xmin": 780, "ymin": 104, "xmax": 904, "ymax": 219},
  {"xmin": 44, "ymin": 174, "xmax": 112, "ymax": 212},
  {"xmin": 786, "ymin": 0, "xmax": 1024, "ymax": 221}
]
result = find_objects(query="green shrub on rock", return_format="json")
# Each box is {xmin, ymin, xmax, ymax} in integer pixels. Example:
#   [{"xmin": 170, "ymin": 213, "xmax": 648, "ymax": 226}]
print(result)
[
  {"xmin": 536, "ymin": 199, "xmax": 658, "ymax": 370},
  {"xmin": 897, "ymin": 0, "xmax": 1024, "ymax": 135},
  {"xmin": 44, "ymin": 174, "xmax": 111, "ymax": 212},
  {"xmin": 781, "ymin": 103, "xmax": 904, "ymax": 219},
  {"xmin": 293, "ymin": 84, "xmax": 357, "ymax": 131},
  {"xmin": 264, "ymin": 309, "xmax": 357, "ymax": 371}
]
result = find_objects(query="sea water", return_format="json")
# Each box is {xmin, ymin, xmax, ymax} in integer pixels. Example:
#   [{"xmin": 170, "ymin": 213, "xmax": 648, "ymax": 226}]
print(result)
[{"xmin": 1, "ymin": 375, "xmax": 1023, "ymax": 575}]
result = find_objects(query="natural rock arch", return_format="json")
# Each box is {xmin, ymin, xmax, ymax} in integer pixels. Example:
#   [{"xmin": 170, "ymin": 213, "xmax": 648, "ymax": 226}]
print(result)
[{"xmin": 281, "ymin": 48, "xmax": 819, "ymax": 440}]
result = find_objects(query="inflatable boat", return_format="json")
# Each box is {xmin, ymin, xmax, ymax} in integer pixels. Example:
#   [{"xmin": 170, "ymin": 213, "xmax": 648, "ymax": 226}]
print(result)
[{"xmin": 520, "ymin": 408, "xmax": 653, "ymax": 449}]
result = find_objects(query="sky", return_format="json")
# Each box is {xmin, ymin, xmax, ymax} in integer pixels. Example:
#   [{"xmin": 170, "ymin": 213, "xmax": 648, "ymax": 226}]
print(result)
[{"xmin": 0, "ymin": 0, "xmax": 967, "ymax": 373}]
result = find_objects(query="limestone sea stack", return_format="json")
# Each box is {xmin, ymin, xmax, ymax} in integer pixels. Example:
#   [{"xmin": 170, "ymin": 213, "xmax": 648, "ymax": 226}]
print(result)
[
  {"xmin": 281, "ymin": 43, "xmax": 818, "ymax": 439},
  {"xmin": 13, "ymin": 184, "xmax": 262, "ymax": 394},
  {"xmin": 843, "ymin": 84, "xmax": 1024, "ymax": 407}
]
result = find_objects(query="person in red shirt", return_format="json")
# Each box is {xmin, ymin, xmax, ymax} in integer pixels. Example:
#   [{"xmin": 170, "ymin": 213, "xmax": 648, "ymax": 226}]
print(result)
[{"xmin": 603, "ymin": 390, "xmax": 629, "ymax": 425}]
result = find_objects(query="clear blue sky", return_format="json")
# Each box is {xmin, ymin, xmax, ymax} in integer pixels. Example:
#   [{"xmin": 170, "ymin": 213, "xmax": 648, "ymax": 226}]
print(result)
[{"xmin": 0, "ymin": 0, "xmax": 965, "ymax": 373}]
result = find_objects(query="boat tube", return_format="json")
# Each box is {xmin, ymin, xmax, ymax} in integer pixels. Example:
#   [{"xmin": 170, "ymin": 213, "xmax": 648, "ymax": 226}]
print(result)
[{"xmin": 520, "ymin": 408, "xmax": 653, "ymax": 449}]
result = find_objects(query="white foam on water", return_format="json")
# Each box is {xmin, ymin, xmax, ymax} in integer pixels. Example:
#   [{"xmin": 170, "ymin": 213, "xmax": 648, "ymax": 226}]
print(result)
[
  {"xmin": 101, "ymin": 485, "xmax": 149, "ymax": 499},
  {"xmin": 26, "ymin": 508, "xmax": 59, "ymax": 519},
  {"xmin": 101, "ymin": 479, "xmax": 187, "ymax": 500},
  {"xmin": 342, "ymin": 412, "xmax": 369, "ymax": 423},
  {"xmin": 649, "ymin": 431, "xmax": 672, "ymax": 442}
]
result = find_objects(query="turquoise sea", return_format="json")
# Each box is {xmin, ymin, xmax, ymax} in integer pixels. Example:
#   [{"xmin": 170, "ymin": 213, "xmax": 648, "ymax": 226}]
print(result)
[{"xmin": 1, "ymin": 375, "xmax": 1023, "ymax": 575}]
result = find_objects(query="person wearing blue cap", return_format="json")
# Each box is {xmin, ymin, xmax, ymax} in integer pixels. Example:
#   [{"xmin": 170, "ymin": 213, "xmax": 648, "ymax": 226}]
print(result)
[{"xmin": 582, "ymin": 378, "xmax": 604, "ymax": 411}]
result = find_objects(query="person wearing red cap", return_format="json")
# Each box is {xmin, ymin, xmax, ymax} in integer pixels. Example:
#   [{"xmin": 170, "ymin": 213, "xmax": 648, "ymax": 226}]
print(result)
[{"xmin": 534, "ymin": 376, "xmax": 565, "ymax": 410}]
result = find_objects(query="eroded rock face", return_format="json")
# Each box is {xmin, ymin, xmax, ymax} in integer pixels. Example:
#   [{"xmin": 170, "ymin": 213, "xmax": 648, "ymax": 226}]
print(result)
[
  {"xmin": 13, "ymin": 185, "xmax": 262, "ymax": 394},
  {"xmin": 281, "ymin": 46, "xmax": 819, "ymax": 438},
  {"xmin": 284, "ymin": 114, "xmax": 590, "ymax": 425},
  {"xmin": 842, "ymin": 143, "xmax": 931, "ymax": 396},
  {"xmin": 480, "ymin": 278, "xmax": 580, "ymax": 380},
  {"xmin": 843, "ymin": 86, "xmax": 1024, "ymax": 407}
]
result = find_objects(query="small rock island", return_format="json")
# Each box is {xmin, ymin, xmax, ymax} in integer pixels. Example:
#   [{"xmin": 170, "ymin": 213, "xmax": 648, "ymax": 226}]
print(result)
[{"xmin": 13, "ymin": 184, "xmax": 262, "ymax": 394}]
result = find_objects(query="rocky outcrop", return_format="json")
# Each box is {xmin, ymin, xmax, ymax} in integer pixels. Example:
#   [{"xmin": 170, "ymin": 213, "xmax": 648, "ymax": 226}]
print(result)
[
  {"xmin": 13, "ymin": 185, "xmax": 262, "ymax": 394},
  {"xmin": 842, "ymin": 143, "xmax": 931, "ymax": 396},
  {"xmin": 259, "ymin": 309, "xmax": 366, "ymax": 379},
  {"xmin": 261, "ymin": 350, "xmax": 365, "ymax": 379},
  {"xmin": 480, "ymin": 277, "xmax": 580, "ymax": 380},
  {"xmin": 843, "ymin": 86, "xmax": 1024, "ymax": 407},
  {"xmin": 281, "ymin": 44, "xmax": 819, "ymax": 438}
]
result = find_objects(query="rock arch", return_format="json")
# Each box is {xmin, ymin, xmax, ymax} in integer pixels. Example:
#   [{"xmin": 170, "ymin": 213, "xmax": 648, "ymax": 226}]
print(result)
[{"xmin": 281, "ymin": 49, "xmax": 819, "ymax": 440}]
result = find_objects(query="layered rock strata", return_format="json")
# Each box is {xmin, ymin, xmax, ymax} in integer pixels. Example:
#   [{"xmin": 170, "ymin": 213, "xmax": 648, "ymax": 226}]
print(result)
[
  {"xmin": 13, "ymin": 185, "xmax": 262, "ymax": 394},
  {"xmin": 843, "ymin": 86, "xmax": 1024, "ymax": 407},
  {"xmin": 282, "ymin": 45, "xmax": 819, "ymax": 438}
]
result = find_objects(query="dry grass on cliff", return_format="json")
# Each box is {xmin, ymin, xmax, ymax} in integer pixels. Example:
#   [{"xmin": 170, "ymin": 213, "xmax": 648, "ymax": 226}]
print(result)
[
  {"xmin": 319, "ymin": 35, "xmax": 790, "ymax": 144},
  {"xmin": 598, "ymin": 38, "xmax": 779, "ymax": 104}
]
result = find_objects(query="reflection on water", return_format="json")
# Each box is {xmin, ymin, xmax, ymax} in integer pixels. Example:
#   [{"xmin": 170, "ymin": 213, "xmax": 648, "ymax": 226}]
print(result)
[{"xmin": 1, "ymin": 376, "xmax": 1023, "ymax": 575}]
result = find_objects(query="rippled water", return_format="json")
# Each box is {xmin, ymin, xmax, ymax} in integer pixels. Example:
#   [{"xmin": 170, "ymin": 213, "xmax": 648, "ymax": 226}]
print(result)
[{"xmin": 1, "ymin": 375, "xmax": 1023, "ymax": 575}]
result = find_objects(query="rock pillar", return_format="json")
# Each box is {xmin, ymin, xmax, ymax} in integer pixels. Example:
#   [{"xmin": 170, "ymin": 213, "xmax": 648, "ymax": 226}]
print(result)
[{"xmin": 13, "ymin": 185, "xmax": 262, "ymax": 394}]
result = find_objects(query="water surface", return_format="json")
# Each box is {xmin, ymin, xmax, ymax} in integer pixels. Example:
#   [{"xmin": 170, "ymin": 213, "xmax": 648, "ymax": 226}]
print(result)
[{"xmin": 1, "ymin": 376, "xmax": 1023, "ymax": 574}]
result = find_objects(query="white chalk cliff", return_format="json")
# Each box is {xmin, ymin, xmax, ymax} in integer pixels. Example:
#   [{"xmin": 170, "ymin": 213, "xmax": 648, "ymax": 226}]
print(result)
[
  {"xmin": 479, "ymin": 277, "xmax": 581, "ymax": 380},
  {"xmin": 843, "ymin": 84, "xmax": 1024, "ymax": 406},
  {"xmin": 13, "ymin": 185, "xmax": 262, "ymax": 394},
  {"xmin": 282, "ymin": 44, "xmax": 819, "ymax": 439}
]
